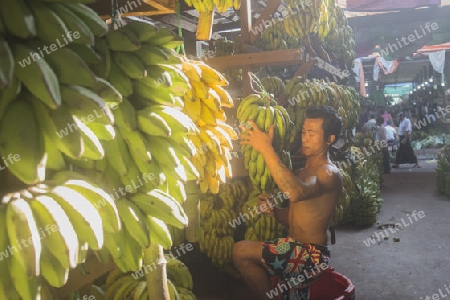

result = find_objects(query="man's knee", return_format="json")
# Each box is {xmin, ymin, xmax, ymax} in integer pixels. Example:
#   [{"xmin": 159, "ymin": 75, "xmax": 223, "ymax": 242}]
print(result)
[{"xmin": 232, "ymin": 241, "xmax": 247, "ymax": 262}]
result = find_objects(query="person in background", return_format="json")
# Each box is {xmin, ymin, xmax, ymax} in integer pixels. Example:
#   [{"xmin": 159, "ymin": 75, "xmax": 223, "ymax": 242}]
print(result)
[
  {"xmin": 380, "ymin": 108, "xmax": 393, "ymax": 126},
  {"xmin": 393, "ymin": 112, "xmax": 421, "ymax": 169},
  {"xmin": 385, "ymin": 120, "xmax": 397, "ymax": 143},
  {"xmin": 363, "ymin": 112, "xmax": 378, "ymax": 136},
  {"xmin": 376, "ymin": 117, "xmax": 391, "ymax": 173}
]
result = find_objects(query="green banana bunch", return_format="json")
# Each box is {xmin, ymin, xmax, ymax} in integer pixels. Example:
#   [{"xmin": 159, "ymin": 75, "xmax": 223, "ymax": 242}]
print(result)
[
  {"xmin": 237, "ymin": 91, "xmax": 293, "ymax": 192},
  {"xmin": 260, "ymin": 76, "xmax": 286, "ymax": 99},
  {"xmin": 214, "ymin": 37, "xmax": 234, "ymax": 56},
  {"xmin": 284, "ymin": 78, "xmax": 360, "ymax": 149}
]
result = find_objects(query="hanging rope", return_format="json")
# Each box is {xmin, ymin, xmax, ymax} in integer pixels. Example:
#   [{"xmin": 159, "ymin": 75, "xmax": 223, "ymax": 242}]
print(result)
[
  {"xmin": 176, "ymin": 2, "xmax": 186, "ymax": 56},
  {"xmin": 110, "ymin": 0, "xmax": 121, "ymax": 31}
]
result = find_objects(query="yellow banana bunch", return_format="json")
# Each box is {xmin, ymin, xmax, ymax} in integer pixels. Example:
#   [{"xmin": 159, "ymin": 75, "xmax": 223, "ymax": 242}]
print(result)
[
  {"xmin": 241, "ymin": 188, "xmax": 288, "ymax": 243},
  {"xmin": 237, "ymin": 91, "xmax": 293, "ymax": 192},
  {"xmin": 198, "ymin": 180, "xmax": 248, "ymax": 267},
  {"xmin": 186, "ymin": 0, "xmax": 240, "ymax": 13},
  {"xmin": 181, "ymin": 59, "xmax": 237, "ymax": 194}
]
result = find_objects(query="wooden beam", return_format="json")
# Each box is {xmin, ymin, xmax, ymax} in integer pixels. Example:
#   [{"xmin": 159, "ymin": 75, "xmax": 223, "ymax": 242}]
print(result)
[
  {"xmin": 160, "ymin": 14, "xmax": 198, "ymax": 32},
  {"xmin": 249, "ymin": 0, "xmax": 283, "ymax": 45},
  {"xmin": 206, "ymin": 48, "xmax": 303, "ymax": 70},
  {"xmin": 293, "ymin": 59, "xmax": 316, "ymax": 77},
  {"xmin": 240, "ymin": 0, "xmax": 252, "ymax": 97}
]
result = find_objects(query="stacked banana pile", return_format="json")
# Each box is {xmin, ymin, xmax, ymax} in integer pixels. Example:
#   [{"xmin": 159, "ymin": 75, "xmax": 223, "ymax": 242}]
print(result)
[
  {"xmin": 260, "ymin": 76, "xmax": 286, "ymax": 100},
  {"xmin": 323, "ymin": 4, "xmax": 356, "ymax": 69},
  {"xmin": 184, "ymin": 0, "xmax": 240, "ymax": 12},
  {"xmin": 328, "ymin": 167, "xmax": 352, "ymax": 227},
  {"xmin": 346, "ymin": 158, "xmax": 382, "ymax": 226},
  {"xmin": 436, "ymin": 146, "xmax": 450, "ymax": 198},
  {"xmin": 241, "ymin": 188, "xmax": 288, "ymax": 242},
  {"xmin": 283, "ymin": 0, "xmax": 323, "ymax": 40},
  {"xmin": 283, "ymin": 77, "xmax": 360, "ymax": 144},
  {"xmin": 0, "ymin": 171, "xmax": 123, "ymax": 299},
  {"xmin": 214, "ymin": 37, "xmax": 234, "ymax": 56},
  {"xmin": 237, "ymin": 92, "xmax": 293, "ymax": 191},
  {"xmin": 340, "ymin": 146, "xmax": 383, "ymax": 226},
  {"xmin": 104, "ymin": 255, "xmax": 195, "ymax": 300},
  {"xmin": 181, "ymin": 59, "xmax": 238, "ymax": 194},
  {"xmin": 199, "ymin": 180, "xmax": 248, "ymax": 267}
]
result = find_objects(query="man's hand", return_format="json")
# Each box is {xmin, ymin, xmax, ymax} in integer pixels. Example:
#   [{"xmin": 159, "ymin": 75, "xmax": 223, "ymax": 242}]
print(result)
[
  {"xmin": 257, "ymin": 194, "xmax": 275, "ymax": 216},
  {"xmin": 239, "ymin": 119, "xmax": 274, "ymax": 155}
]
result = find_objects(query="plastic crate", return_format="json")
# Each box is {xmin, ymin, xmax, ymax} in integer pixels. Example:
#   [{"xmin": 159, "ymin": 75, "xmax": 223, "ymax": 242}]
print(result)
[{"xmin": 310, "ymin": 267, "xmax": 355, "ymax": 300}]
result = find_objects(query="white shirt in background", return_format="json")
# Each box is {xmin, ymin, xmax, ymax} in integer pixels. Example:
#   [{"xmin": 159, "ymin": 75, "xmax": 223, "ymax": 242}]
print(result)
[
  {"xmin": 398, "ymin": 118, "xmax": 412, "ymax": 136},
  {"xmin": 385, "ymin": 125, "xmax": 397, "ymax": 141}
]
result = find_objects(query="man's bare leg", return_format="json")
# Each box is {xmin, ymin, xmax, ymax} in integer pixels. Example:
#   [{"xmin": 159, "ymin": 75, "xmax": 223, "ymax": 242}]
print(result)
[{"xmin": 233, "ymin": 240, "xmax": 283, "ymax": 300}]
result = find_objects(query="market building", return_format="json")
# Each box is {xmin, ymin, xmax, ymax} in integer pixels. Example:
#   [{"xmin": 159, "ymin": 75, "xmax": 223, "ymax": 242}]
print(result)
[{"xmin": 0, "ymin": 0, "xmax": 449, "ymax": 299}]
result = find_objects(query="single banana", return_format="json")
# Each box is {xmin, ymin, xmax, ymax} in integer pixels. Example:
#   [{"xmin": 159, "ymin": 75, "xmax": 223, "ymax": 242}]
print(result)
[
  {"xmin": 12, "ymin": 42, "xmax": 61, "ymax": 109},
  {"xmin": 40, "ymin": 248, "xmax": 69, "ymax": 288},
  {"xmin": 0, "ymin": 99, "xmax": 46, "ymax": 184},
  {"xmin": 113, "ymin": 51, "xmax": 147, "ymax": 79},
  {"xmin": 62, "ymin": 3, "xmax": 108, "ymax": 37},
  {"xmin": 26, "ymin": 0, "xmax": 70, "ymax": 44},
  {"xmin": 46, "ymin": 2, "xmax": 95, "ymax": 45},
  {"xmin": 106, "ymin": 28, "xmax": 141, "ymax": 52},
  {"xmin": 146, "ymin": 215, "xmax": 172, "ymax": 249},
  {"xmin": 28, "ymin": 194, "xmax": 79, "ymax": 270},
  {"xmin": 49, "ymin": 185, "xmax": 104, "ymax": 250},
  {"xmin": 61, "ymin": 178, "xmax": 121, "ymax": 233},
  {"xmin": 0, "ymin": 77, "xmax": 21, "ymax": 121},
  {"xmin": 0, "ymin": 36, "xmax": 14, "ymax": 88},
  {"xmin": 0, "ymin": 0, "xmax": 36, "ymax": 39},
  {"xmin": 73, "ymin": 117, "xmax": 105, "ymax": 160},
  {"xmin": 60, "ymin": 84, "xmax": 114, "ymax": 125},
  {"xmin": 117, "ymin": 199, "xmax": 150, "ymax": 248},
  {"xmin": 131, "ymin": 190, "xmax": 188, "ymax": 229},
  {"xmin": 31, "ymin": 98, "xmax": 84, "ymax": 160},
  {"xmin": 6, "ymin": 197, "xmax": 42, "ymax": 278}
]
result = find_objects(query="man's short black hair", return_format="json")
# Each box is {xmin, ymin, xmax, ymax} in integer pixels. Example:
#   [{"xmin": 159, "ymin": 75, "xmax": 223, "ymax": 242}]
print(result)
[{"xmin": 305, "ymin": 106, "xmax": 342, "ymax": 145}]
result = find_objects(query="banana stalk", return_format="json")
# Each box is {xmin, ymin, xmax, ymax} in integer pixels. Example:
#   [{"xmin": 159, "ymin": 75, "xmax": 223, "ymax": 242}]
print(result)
[{"xmin": 144, "ymin": 242, "xmax": 170, "ymax": 299}]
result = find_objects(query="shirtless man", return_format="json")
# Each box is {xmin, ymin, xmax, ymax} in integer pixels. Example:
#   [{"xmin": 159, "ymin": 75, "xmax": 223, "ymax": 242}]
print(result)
[{"xmin": 233, "ymin": 105, "xmax": 343, "ymax": 300}]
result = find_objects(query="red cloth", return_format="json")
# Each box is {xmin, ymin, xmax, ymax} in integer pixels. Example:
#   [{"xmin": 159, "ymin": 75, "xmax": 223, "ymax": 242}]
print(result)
[{"xmin": 416, "ymin": 43, "xmax": 450, "ymax": 53}]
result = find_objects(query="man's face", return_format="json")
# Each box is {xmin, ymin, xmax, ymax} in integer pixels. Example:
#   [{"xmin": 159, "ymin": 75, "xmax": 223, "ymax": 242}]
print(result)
[
  {"xmin": 399, "ymin": 114, "xmax": 404, "ymax": 121},
  {"xmin": 301, "ymin": 118, "xmax": 329, "ymax": 157}
]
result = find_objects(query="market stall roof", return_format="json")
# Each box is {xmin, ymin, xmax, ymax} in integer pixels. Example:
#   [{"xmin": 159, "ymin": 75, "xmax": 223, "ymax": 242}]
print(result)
[{"xmin": 337, "ymin": 0, "xmax": 440, "ymax": 12}]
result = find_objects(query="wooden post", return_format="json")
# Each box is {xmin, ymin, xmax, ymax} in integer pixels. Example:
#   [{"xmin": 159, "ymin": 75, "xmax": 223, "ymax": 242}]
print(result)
[
  {"xmin": 240, "ymin": 0, "xmax": 252, "ymax": 97},
  {"xmin": 249, "ymin": 0, "xmax": 283, "ymax": 45},
  {"xmin": 145, "ymin": 243, "xmax": 169, "ymax": 300}
]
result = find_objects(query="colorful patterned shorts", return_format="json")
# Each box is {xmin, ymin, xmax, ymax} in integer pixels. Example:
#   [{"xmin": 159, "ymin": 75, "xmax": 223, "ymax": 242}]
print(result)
[{"xmin": 262, "ymin": 237, "xmax": 331, "ymax": 300}]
